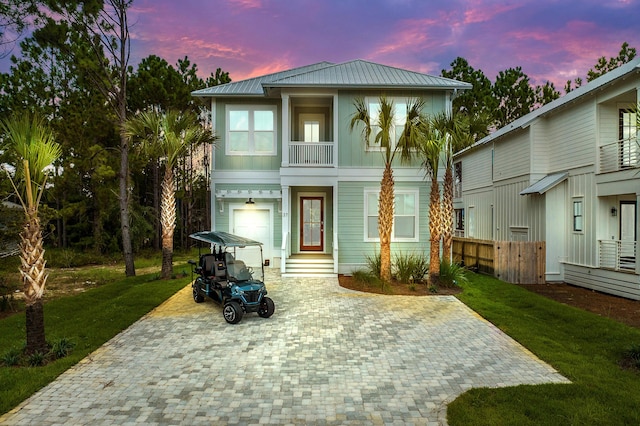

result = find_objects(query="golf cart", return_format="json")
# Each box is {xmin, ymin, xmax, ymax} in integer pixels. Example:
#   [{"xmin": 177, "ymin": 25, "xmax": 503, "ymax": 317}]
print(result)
[{"xmin": 188, "ymin": 231, "xmax": 275, "ymax": 324}]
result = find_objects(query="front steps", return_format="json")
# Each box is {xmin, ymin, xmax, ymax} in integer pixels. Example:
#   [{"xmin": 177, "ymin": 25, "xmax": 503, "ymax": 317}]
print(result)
[{"xmin": 282, "ymin": 254, "xmax": 336, "ymax": 277}]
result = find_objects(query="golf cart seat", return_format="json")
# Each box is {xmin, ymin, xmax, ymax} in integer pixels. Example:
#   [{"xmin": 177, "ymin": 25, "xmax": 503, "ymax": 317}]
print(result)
[
  {"xmin": 200, "ymin": 253, "xmax": 227, "ymax": 280},
  {"xmin": 225, "ymin": 253, "xmax": 252, "ymax": 281}
]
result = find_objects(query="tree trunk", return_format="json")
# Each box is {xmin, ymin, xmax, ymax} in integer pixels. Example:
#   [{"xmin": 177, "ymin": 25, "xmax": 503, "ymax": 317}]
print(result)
[
  {"xmin": 442, "ymin": 167, "xmax": 454, "ymax": 264},
  {"xmin": 153, "ymin": 161, "xmax": 161, "ymax": 251},
  {"xmin": 379, "ymin": 165, "xmax": 394, "ymax": 282},
  {"xmin": 428, "ymin": 177, "xmax": 441, "ymax": 282},
  {"xmin": 21, "ymin": 210, "xmax": 48, "ymax": 355},
  {"xmin": 119, "ymin": 125, "xmax": 136, "ymax": 276},
  {"xmin": 160, "ymin": 167, "xmax": 176, "ymax": 279}
]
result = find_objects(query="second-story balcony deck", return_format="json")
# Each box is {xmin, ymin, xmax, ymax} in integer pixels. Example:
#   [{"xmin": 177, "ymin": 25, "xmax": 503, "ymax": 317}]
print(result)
[
  {"xmin": 599, "ymin": 136, "xmax": 639, "ymax": 173},
  {"xmin": 288, "ymin": 141, "xmax": 335, "ymax": 167}
]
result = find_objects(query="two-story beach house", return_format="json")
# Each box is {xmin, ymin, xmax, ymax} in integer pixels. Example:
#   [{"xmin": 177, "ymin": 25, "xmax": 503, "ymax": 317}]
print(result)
[
  {"xmin": 192, "ymin": 60, "xmax": 470, "ymax": 276},
  {"xmin": 453, "ymin": 58, "xmax": 640, "ymax": 299}
]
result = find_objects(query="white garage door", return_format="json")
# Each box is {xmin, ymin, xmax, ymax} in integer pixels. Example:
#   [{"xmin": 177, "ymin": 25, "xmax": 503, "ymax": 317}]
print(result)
[{"xmin": 232, "ymin": 208, "xmax": 271, "ymax": 267}]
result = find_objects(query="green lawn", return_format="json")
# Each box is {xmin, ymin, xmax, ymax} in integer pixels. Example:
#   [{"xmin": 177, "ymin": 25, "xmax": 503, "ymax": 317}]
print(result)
[
  {"xmin": 449, "ymin": 273, "xmax": 640, "ymax": 425},
  {"xmin": 0, "ymin": 260, "xmax": 192, "ymax": 415}
]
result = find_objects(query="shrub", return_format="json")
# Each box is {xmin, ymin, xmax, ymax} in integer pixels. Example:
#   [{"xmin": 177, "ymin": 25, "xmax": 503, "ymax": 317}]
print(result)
[
  {"xmin": 393, "ymin": 252, "xmax": 429, "ymax": 284},
  {"xmin": 27, "ymin": 351, "xmax": 46, "ymax": 367},
  {"xmin": 364, "ymin": 252, "xmax": 381, "ymax": 278},
  {"xmin": 1, "ymin": 347, "xmax": 22, "ymax": 367},
  {"xmin": 50, "ymin": 337, "xmax": 76, "ymax": 360},
  {"xmin": 439, "ymin": 260, "xmax": 468, "ymax": 287}
]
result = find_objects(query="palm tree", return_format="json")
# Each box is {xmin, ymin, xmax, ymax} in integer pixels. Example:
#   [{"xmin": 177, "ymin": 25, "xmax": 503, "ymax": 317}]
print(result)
[
  {"xmin": 1, "ymin": 114, "xmax": 61, "ymax": 355},
  {"xmin": 350, "ymin": 97, "xmax": 426, "ymax": 282},
  {"xmin": 420, "ymin": 119, "xmax": 445, "ymax": 282},
  {"xmin": 433, "ymin": 112, "xmax": 475, "ymax": 264},
  {"xmin": 125, "ymin": 109, "xmax": 215, "ymax": 279}
]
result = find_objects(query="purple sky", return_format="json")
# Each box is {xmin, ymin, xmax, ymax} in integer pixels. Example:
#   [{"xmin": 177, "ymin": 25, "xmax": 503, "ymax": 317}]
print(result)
[{"xmin": 4, "ymin": 0, "xmax": 640, "ymax": 90}]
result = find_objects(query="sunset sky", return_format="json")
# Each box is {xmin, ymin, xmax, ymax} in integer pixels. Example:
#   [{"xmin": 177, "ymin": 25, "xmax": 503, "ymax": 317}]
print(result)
[{"xmin": 3, "ymin": 0, "xmax": 640, "ymax": 90}]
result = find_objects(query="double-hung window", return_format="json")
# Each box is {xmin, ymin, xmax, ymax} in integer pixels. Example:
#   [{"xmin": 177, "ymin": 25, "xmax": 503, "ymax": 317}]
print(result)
[
  {"xmin": 365, "ymin": 189, "xmax": 419, "ymax": 242},
  {"xmin": 226, "ymin": 105, "xmax": 276, "ymax": 155},
  {"xmin": 366, "ymin": 97, "xmax": 408, "ymax": 151},
  {"xmin": 573, "ymin": 199, "xmax": 584, "ymax": 232}
]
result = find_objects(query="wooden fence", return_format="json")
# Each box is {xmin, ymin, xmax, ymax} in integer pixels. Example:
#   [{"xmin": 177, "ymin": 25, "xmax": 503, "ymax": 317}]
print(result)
[{"xmin": 453, "ymin": 237, "xmax": 546, "ymax": 284}]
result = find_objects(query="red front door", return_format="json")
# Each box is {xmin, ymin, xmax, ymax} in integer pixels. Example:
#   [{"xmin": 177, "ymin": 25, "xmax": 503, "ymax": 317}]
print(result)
[{"xmin": 300, "ymin": 197, "xmax": 323, "ymax": 251}]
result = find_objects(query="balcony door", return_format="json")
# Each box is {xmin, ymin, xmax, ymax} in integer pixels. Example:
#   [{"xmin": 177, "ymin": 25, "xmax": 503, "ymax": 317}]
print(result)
[{"xmin": 300, "ymin": 196, "xmax": 324, "ymax": 251}]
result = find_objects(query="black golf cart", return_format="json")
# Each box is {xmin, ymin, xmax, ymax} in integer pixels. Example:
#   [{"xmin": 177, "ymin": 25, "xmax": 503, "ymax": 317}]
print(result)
[{"xmin": 188, "ymin": 231, "xmax": 275, "ymax": 324}]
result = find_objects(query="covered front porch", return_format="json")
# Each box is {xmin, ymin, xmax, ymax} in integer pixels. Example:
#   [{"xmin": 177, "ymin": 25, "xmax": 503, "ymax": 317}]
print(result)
[{"xmin": 279, "ymin": 183, "xmax": 338, "ymax": 276}]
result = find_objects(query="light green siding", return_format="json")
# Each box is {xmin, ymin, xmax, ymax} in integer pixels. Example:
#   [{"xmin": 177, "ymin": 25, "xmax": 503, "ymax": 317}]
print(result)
[
  {"xmin": 337, "ymin": 180, "xmax": 431, "ymax": 269},
  {"xmin": 337, "ymin": 90, "xmax": 447, "ymax": 168},
  {"xmin": 213, "ymin": 99, "xmax": 282, "ymax": 171}
]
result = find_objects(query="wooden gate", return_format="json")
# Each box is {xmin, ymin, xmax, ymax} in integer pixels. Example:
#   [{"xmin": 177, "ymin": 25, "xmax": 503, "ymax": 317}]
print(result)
[{"xmin": 453, "ymin": 237, "xmax": 546, "ymax": 284}]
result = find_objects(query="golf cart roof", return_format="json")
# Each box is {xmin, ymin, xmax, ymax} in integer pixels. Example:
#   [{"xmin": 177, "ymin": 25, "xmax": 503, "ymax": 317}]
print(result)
[{"xmin": 189, "ymin": 231, "xmax": 263, "ymax": 248}]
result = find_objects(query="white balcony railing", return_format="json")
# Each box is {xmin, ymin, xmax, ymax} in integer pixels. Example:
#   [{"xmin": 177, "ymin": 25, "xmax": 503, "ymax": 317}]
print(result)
[
  {"xmin": 599, "ymin": 240, "xmax": 636, "ymax": 272},
  {"xmin": 289, "ymin": 142, "xmax": 334, "ymax": 167},
  {"xmin": 599, "ymin": 137, "xmax": 639, "ymax": 173}
]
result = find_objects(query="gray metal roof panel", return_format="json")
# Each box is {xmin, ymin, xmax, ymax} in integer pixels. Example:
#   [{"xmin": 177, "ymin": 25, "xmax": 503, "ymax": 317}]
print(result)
[
  {"xmin": 263, "ymin": 59, "xmax": 472, "ymax": 89},
  {"xmin": 520, "ymin": 172, "xmax": 568, "ymax": 195},
  {"xmin": 191, "ymin": 61, "xmax": 335, "ymax": 96}
]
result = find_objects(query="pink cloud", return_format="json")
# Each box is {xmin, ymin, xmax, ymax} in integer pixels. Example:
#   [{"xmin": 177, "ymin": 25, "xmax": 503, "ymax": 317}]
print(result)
[
  {"xmin": 463, "ymin": 1, "xmax": 522, "ymax": 24},
  {"xmin": 227, "ymin": 0, "xmax": 262, "ymax": 10}
]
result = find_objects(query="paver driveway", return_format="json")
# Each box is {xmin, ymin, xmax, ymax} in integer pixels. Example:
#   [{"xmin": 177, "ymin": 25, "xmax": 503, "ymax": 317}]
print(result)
[{"xmin": 1, "ymin": 271, "xmax": 568, "ymax": 425}]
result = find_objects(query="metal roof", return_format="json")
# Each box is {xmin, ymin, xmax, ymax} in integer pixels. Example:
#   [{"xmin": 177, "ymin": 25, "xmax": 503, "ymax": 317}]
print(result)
[
  {"xmin": 191, "ymin": 62, "xmax": 335, "ymax": 97},
  {"xmin": 520, "ymin": 172, "xmax": 568, "ymax": 195},
  {"xmin": 192, "ymin": 59, "xmax": 471, "ymax": 97}
]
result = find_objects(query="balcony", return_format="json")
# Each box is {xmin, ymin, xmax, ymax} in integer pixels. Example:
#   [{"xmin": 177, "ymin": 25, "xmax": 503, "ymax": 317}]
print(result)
[
  {"xmin": 599, "ymin": 137, "xmax": 639, "ymax": 173},
  {"xmin": 288, "ymin": 141, "xmax": 334, "ymax": 167},
  {"xmin": 599, "ymin": 240, "xmax": 636, "ymax": 272}
]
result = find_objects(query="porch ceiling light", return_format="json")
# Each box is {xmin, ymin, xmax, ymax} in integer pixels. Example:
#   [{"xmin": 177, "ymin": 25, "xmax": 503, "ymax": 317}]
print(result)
[{"xmin": 246, "ymin": 198, "xmax": 255, "ymax": 205}]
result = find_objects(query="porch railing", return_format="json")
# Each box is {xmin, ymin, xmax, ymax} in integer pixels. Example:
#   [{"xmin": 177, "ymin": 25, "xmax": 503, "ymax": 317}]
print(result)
[
  {"xmin": 599, "ymin": 240, "xmax": 636, "ymax": 272},
  {"xmin": 599, "ymin": 137, "xmax": 639, "ymax": 173},
  {"xmin": 289, "ymin": 142, "xmax": 334, "ymax": 167},
  {"xmin": 454, "ymin": 182, "xmax": 462, "ymax": 199}
]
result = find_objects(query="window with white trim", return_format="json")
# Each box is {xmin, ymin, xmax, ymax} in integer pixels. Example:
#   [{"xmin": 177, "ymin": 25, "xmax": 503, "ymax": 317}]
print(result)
[
  {"xmin": 364, "ymin": 189, "xmax": 418, "ymax": 241},
  {"xmin": 366, "ymin": 97, "xmax": 408, "ymax": 151},
  {"xmin": 226, "ymin": 105, "xmax": 276, "ymax": 155},
  {"xmin": 573, "ymin": 199, "xmax": 583, "ymax": 232}
]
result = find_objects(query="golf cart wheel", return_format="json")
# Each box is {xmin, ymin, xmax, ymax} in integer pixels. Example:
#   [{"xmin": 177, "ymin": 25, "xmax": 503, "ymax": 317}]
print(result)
[
  {"xmin": 223, "ymin": 301, "xmax": 243, "ymax": 324},
  {"xmin": 192, "ymin": 283, "xmax": 204, "ymax": 303},
  {"xmin": 258, "ymin": 297, "xmax": 275, "ymax": 318}
]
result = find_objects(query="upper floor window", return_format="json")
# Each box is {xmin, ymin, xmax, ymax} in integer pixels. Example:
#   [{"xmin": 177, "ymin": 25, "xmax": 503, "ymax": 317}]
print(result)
[
  {"xmin": 226, "ymin": 105, "xmax": 276, "ymax": 155},
  {"xmin": 365, "ymin": 189, "xmax": 418, "ymax": 242},
  {"xmin": 366, "ymin": 97, "xmax": 409, "ymax": 151},
  {"xmin": 454, "ymin": 162, "xmax": 462, "ymax": 198}
]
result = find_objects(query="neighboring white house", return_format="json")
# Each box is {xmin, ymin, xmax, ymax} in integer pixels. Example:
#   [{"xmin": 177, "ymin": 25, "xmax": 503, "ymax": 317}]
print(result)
[
  {"xmin": 454, "ymin": 58, "xmax": 640, "ymax": 299},
  {"xmin": 192, "ymin": 60, "xmax": 470, "ymax": 276}
]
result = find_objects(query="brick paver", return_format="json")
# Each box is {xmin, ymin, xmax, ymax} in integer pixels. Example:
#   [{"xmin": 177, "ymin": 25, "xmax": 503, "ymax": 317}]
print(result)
[{"xmin": 0, "ymin": 271, "xmax": 569, "ymax": 425}]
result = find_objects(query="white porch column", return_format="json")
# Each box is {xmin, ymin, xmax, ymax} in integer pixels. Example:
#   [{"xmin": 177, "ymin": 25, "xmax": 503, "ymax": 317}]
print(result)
[
  {"xmin": 281, "ymin": 185, "xmax": 290, "ymax": 272},
  {"xmin": 332, "ymin": 93, "xmax": 339, "ymax": 168},
  {"xmin": 333, "ymin": 184, "xmax": 339, "ymax": 273},
  {"xmin": 281, "ymin": 94, "xmax": 290, "ymax": 167}
]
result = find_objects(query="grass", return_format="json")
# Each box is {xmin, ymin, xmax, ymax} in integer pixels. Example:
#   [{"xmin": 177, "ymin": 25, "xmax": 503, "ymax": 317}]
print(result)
[
  {"xmin": 0, "ymin": 255, "xmax": 193, "ymax": 416},
  {"xmin": 449, "ymin": 273, "xmax": 640, "ymax": 425}
]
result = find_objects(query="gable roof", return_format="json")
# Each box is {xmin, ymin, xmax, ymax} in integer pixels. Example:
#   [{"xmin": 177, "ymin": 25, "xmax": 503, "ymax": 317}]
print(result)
[
  {"xmin": 192, "ymin": 59, "xmax": 471, "ymax": 97},
  {"xmin": 458, "ymin": 57, "xmax": 640, "ymax": 155}
]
